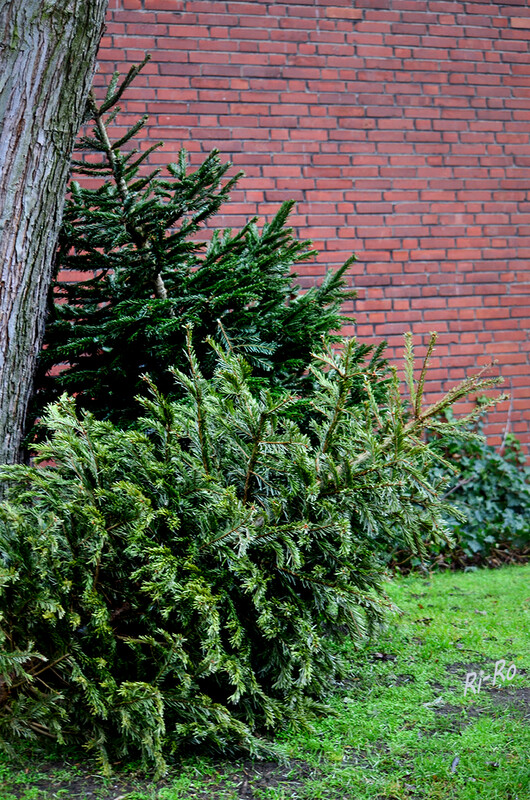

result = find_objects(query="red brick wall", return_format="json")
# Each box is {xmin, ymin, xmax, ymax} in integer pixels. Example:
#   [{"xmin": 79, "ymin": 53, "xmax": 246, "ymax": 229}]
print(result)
[{"xmin": 97, "ymin": 0, "xmax": 530, "ymax": 448}]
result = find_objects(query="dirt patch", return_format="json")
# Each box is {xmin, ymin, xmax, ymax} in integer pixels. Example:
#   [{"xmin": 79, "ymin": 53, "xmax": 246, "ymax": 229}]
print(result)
[
  {"xmin": 393, "ymin": 673, "xmax": 416, "ymax": 686},
  {"xmin": 226, "ymin": 759, "xmax": 320, "ymax": 800},
  {"xmin": 6, "ymin": 761, "xmax": 150, "ymax": 800},
  {"xmin": 434, "ymin": 702, "xmax": 483, "ymax": 720},
  {"xmin": 429, "ymin": 658, "xmax": 530, "ymax": 731},
  {"xmin": 431, "ymin": 686, "xmax": 530, "ymax": 734},
  {"xmin": 4, "ymin": 758, "xmax": 323, "ymax": 800},
  {"xmin": 486, "ymin": 686, "xmax": 530, "ymax": 719},
  {"xmin": 429, "ymin": 700, "xmax": 487, "ymax": 734},
  {"xmin": 445, "ymin": 658, "xmax": 498, "ymax": 676}
]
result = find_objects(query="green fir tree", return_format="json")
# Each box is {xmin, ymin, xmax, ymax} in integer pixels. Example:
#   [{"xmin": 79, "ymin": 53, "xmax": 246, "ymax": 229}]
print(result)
[{"xmin": 30, "ymin": 57, "xmax": 385, "ymax": 434}]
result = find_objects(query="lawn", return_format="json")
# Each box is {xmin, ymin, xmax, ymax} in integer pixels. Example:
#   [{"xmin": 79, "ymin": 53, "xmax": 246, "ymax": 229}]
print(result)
[{"xmin": 1, "ymin": 564, "xmax": 528, "ymax": 800}]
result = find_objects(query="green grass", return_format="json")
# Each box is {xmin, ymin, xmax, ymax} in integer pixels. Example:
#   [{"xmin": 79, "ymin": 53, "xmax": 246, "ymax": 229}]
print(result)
[{"xmin": 1, "ymin": 564, "xmax": 529, "ymax": 799}]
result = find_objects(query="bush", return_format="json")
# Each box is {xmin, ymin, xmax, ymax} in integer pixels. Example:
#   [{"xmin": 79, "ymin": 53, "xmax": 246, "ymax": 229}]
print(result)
[
  {"xmin": 429, "ymin": 409, "xmax": 530, "ymax": 562},
  {"xmin": 29, "ymin": 57, "xmax": 386, "ymax": 436},
  {"xmin": 0, "ymin": 334, "xmax": 499, "ymax": 772}
]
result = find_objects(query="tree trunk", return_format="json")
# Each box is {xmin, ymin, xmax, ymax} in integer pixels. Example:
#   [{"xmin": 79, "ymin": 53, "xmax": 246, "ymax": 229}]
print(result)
[{"xmin": 0, "ymin": 0, "xmax": 109, "ymax": 464}]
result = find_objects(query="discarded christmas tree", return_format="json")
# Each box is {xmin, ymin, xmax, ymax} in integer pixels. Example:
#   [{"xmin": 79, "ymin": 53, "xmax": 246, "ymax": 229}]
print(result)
[
  {"xmin": 0, "ymin": 332, "xmax": 501, "ymax": 772},
  {"xmin": 30, "ymin": 57, "xmax": 385, "ymax": 434}
]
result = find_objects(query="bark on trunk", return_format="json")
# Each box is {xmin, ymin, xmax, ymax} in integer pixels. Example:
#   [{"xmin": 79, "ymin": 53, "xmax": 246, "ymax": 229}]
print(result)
[{"xmin": 0, "ymin": 0, "xmax": 109, "ymax": 464}]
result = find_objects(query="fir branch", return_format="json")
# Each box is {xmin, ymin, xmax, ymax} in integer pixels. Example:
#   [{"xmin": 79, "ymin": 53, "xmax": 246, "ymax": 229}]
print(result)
[
  {"xmin": 98, "ymin": 54, "xmax": 152, "ymax": 115},
  {"xmin": 415, "ymin": 332, "xmax": 437, "ymax": 419},
  {"xmin": 199, "ymin": 512, "xmax": 255, "ymax": 550},
  {"xmin": 184, "ymin": 328, "xmax": 211, "ymax": 475},
  {"xmin": 243, "ymin": 411, "xmax": 266, "ymax": 504},
  {"xmin": 274, "ymin": 566, "xmax": 394, "ymax": 610},
  {"xmin": 404, "ymin": 332, "xmax": 416, "ymax": 411},
  {"xmin": 86, "ymin": 91, "xmax": 169, "ymax": 303}
]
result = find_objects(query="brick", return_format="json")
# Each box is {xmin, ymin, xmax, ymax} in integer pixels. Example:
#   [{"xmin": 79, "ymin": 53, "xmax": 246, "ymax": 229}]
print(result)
[
  {"xmin": 511, "ymin": 17, "xmax": 530, "ymax": 29},
  {"xmin": 326, "ymin": 7, "xmax": 363, "ymax": 19},
  {"xmin": 144, "ymin": 0, "xmax": 183, "ymax": 7}
]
